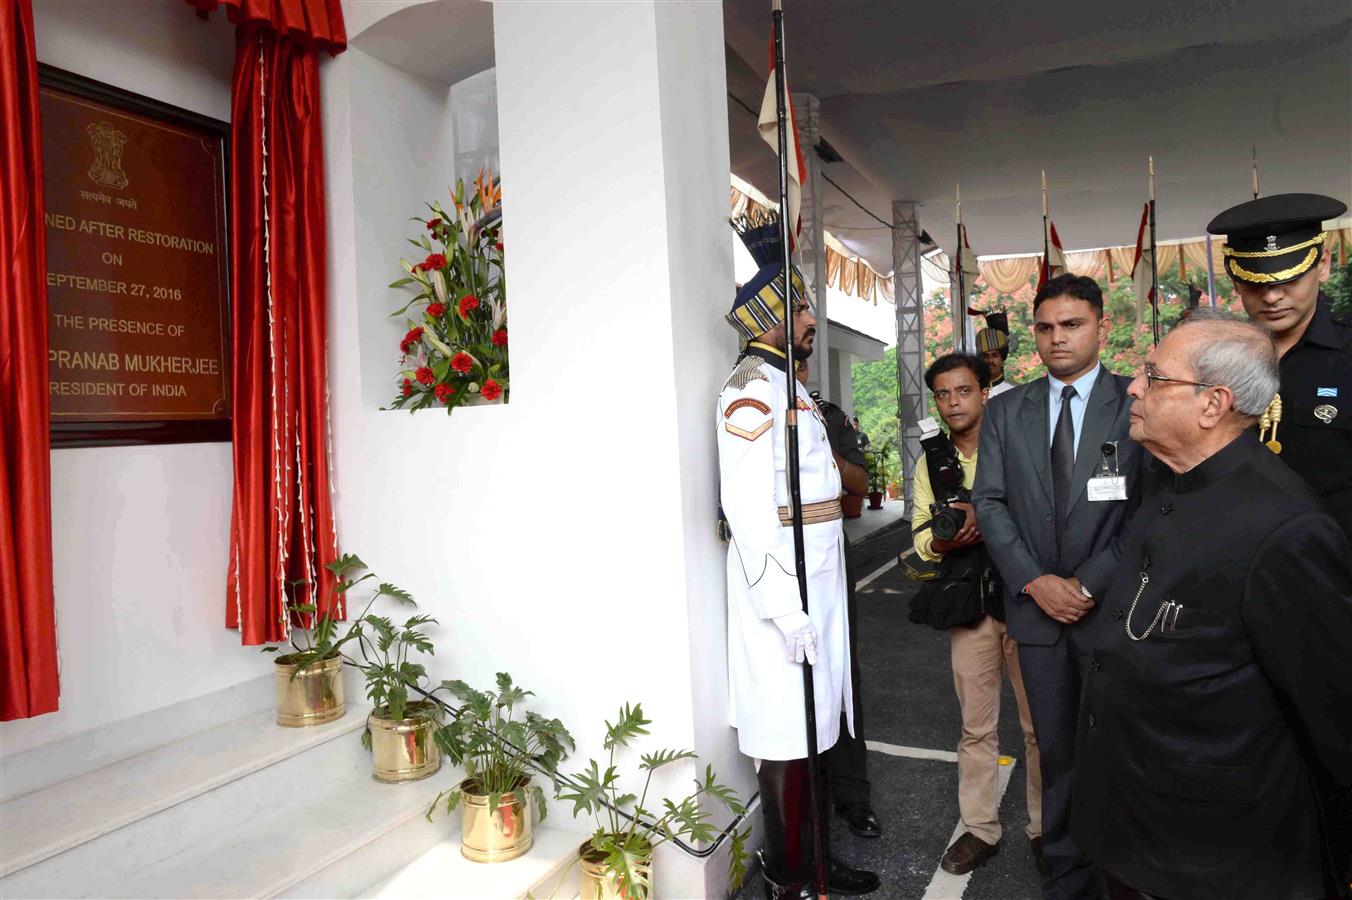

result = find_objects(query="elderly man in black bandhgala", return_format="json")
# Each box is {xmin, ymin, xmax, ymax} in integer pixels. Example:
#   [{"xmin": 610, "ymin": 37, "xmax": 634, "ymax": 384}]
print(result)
[{"xmin": 1072, "ymin": 311, "xmax": 1352, "ymax": 900}]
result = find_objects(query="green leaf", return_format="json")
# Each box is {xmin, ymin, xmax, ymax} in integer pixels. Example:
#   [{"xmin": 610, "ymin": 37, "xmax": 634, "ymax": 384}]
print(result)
[
  {"xmin": 603, "ymin": 702, "xmax": 651, "ymax": 751},
  {"xmin": 377, "ymin": 582, "xmax": 415, "ymax": 605},
  {"xmin": 532, "ymin": 783, "xmax": 548, "ymax": 823},
  {"xmin": 388, "ymin": 277, "xmax": 414, "ymax": 289},
  {"xmin": 639, "ymin": 748, "xmax": 696, "ymax": 772}
]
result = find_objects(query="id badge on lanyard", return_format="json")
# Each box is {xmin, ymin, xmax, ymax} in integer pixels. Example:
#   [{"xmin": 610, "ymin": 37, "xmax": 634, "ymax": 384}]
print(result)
[{"xmin": 1087, "ymin": 440, "xmax": 1127, "ymax": 502}]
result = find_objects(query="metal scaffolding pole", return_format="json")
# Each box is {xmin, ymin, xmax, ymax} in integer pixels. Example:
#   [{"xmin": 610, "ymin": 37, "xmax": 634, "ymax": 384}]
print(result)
[{"xmin": 893, "ymin": 200, "xmax": 925, "ymax": 514}]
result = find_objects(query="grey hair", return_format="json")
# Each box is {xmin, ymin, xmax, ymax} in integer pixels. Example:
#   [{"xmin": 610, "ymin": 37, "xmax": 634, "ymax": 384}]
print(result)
[{"xmin": 1172, "ymin": 308, "xmax": 1278, "ymax": 417}]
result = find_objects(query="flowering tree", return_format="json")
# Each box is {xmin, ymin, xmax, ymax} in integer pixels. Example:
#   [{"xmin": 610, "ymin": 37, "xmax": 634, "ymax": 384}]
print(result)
[{"xmin": 388, "ymin": 170, "xmax": 508, "ymax": 412}]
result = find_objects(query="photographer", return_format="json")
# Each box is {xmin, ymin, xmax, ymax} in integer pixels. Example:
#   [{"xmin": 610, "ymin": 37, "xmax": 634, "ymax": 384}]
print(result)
[{"xmin": 910, "ymin": 353, "xmax": 1044, "ymax": 878}]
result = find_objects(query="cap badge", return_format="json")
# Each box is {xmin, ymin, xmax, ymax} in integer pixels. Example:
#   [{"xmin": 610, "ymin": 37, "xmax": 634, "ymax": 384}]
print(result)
[
  {"xmin": 1265, "ymin": 235, "xmax": 1279, "ymax": 251},
  {"xmin": 1314, "ymin": 404, "xmax": 1338, "ymax": 424}
]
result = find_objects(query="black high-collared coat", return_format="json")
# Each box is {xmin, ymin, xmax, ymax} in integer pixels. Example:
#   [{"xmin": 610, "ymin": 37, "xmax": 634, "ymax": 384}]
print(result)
[{"xmin": 1072, "ymin": 432, "xmax": 1352, "ymax": 900}]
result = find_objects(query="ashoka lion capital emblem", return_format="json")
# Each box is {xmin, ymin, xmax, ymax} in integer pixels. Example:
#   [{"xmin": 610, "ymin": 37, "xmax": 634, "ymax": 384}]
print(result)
[{"xmin": 86, "ymin": 121, "xmax": 129, "ymax": 190}]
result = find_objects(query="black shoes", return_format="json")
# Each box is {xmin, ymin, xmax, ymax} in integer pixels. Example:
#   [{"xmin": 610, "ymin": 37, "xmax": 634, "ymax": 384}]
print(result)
[
  {"xmin": 836, "ymin": 801, "xmax": 882, "ymax": 839},
  {"xmin": 759, "ymin": 850, "xmax": 881, "ymax": 897}
]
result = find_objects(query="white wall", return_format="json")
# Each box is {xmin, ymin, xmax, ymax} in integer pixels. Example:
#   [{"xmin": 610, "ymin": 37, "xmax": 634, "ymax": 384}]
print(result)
[{"xmin": 2, "ymin": 1, "xmax": 258, "ymax": 755}]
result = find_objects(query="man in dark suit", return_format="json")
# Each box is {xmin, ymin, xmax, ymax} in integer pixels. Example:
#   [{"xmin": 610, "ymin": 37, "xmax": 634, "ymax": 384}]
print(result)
[
  {"xmin": 1073, "ymin": 310, "xmax": 1352, "ymax": 900},
  {"xmin": 973, "ymin": 273, "xmax": 1143, "ymax": 900}
]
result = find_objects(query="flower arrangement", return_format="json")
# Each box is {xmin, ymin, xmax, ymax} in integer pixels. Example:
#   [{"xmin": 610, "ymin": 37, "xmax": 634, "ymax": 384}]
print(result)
[{"xmin": 388, "ymin": 169, "xmax": 507, "ymax": 412}]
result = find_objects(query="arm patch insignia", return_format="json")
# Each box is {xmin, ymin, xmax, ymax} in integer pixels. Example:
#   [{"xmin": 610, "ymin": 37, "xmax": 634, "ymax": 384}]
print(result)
[
  {"xmin": 724, "ymin": 397, "xmax": 771, "ymax": 418},
  {"xmin": 724, "ymin": 419, "xmax": 773, "ymax": 441}
]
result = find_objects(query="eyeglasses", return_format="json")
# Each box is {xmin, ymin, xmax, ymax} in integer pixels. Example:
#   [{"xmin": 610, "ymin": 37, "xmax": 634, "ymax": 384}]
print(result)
[{"xmin": 1141, "ymin": 363, "xmax": 1217, "ymax": 391}]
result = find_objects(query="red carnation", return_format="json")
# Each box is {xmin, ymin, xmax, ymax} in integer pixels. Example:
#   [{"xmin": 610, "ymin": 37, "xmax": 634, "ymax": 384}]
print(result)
[
  {"xmin": 458, "ymin": 294, "xmax": 480, "ymax": 317},
  {"xmin": 481, "ymin": 379, "xmax": 502, "ymax": 402},
  {"xmin": 424, "ymin": 252, "xmax": 446, "ymax": 271},
  {"xmin": 426, "ymin": 218, "xmax": 441, "ymax": 231},
  {"xmin": 415, "ymin": 367, "xmax": 434, "ymax": 386},
  {"xmin": 434, "ymin": 383, "xmax": 455, "ymax": 404},
  {"xmin": 426, "ymin": 302, "xmax": 446, "ymax": 318},
  {"xmin": 450, "ymin": 352, "xmax": 473, "ymax": 374},
  {"xmin": 401, "ymin": 378, "xmax": 413, "ymax": 397},
  {"xmin": 492, "ymin": 329, "xmax": 508, "ymax": 347},
  {"xmin": 494, "ymin": 242, "xmax": 504, "ymax": 252},
  {"xmin": 399, "ymin": 326, "xmax": 424, "ymax": 354}
]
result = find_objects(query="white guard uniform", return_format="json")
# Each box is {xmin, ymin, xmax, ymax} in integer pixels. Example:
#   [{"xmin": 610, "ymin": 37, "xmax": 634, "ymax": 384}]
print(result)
[{"xmin": 717, "ymin": 344, "xmax": 854, "ymax": 761}]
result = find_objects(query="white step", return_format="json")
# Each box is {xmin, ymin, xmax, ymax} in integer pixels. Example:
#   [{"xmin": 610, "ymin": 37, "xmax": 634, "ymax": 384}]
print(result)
[
  {"xmin": 0, "ymin": 673, "xmax": 275, "ymax": 802},
  {"xmin": 101, "ymin": 762, "xmax": 465, "ymax": 899},
  {"xmin": 358, "ymin": 823, "xmax": 592, "ymax": 900},
  {"xmin": 0, "ymin": 702, "xmax": 373, "ymax": 896}
]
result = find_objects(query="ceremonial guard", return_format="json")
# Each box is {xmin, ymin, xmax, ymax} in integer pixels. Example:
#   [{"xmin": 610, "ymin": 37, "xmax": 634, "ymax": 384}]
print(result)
[
  {"xmin": 1208, "ymin": 193, "xmax": 1352, "ymax": 895},
  {"xmin": 1207, "ymin": 193, "xmax": 1352, "ymax": 535},
  {"xmin": 717, "ymin": 220, "xmax": 879, "ymax": 898},
  {"xmin": 974, "ymin": 310, "xmax": 1016, "ymax": 397},
  {"xmin": 1072, "ymin": 313, "xmax": 1352, "ymax": 900}
]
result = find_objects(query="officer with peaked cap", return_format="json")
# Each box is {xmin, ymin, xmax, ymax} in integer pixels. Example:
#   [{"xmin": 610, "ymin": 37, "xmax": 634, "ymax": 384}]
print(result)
[
  {"xmin": 1208, "ymin": 193, "xmax": 1352, "ymax": 534},
  {"xmin": 718, "ymin": 217, "xmax": 879, "ymax": 898},
  {"xmin": 1208, "ymin": 191, "xmax": 1352, "ymax": 898}
]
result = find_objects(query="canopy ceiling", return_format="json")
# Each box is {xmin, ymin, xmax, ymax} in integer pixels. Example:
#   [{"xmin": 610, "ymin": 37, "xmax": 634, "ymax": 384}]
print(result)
[{"xmin": 724, "ymin": 0, "xmax": 1352, "ymax": 274}]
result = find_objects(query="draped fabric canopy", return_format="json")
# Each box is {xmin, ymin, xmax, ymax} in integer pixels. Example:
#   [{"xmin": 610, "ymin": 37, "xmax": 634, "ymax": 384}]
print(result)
[
  {"xmin": 187, "ymin": 0, "xmax": 346, "ymax": 54},
  {"xmin": 0, "ymin": 0, "xmax": 59, "ymax": 720}
]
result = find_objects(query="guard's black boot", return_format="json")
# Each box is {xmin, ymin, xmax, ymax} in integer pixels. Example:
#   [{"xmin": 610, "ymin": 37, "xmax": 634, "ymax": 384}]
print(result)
[
  {"xmin": 757, "ymin": 760, "xmax": 810, "ymax": 898},
  {"xmin": 807, "ymin": 758, "xmax": 881, "ymax": 896}
]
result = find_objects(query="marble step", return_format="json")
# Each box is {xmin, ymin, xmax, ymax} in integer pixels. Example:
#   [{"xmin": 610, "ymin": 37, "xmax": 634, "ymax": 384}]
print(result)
[
  {"xmin": 358, "ymin": 822, "xmax": 592, "ymax": 900},
  {"xmin": 0, "ymin": 701, "xmax": 372, "ymax": 895},
  {"xmin": 0, "ymin": 672, "xmax": 278, "ymax": 803},
  {"xmin": 95, "ymin": 761, "xmax": 465, "ymax": 899}
]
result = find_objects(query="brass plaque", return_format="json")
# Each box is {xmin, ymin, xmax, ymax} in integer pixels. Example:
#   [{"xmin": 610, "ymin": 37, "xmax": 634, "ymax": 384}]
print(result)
[{"xmin": 40, "ymin": 69, "xmax": 230, "ymax": 445}]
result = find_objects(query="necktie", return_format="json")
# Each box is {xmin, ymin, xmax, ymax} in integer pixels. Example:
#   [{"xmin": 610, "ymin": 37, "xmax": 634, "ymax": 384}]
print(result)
[{"xmin": 1052, "ymin": 384, "xmax": 1077, "ymax": 540}]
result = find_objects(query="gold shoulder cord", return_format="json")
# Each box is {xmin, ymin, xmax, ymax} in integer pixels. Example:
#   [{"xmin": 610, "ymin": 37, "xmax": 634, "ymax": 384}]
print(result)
[{"xmin": 1260, "ymin": 393, "xmax": 1283, "ymax": 453}]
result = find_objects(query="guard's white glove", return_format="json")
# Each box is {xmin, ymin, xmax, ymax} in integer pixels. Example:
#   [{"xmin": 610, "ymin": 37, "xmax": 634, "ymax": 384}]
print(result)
[{"xmin": 771, "ymin": 610, "xmax": 818, "ymax": 665}]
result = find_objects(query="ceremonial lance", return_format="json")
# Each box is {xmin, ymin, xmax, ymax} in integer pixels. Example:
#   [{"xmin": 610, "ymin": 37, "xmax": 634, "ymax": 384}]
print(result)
[
  {"xmin": 770, "ymin": 2, "xmax": 829, "ymax": 897},
  {"xmin": 1149, "ymin": 157, "xmax": 1161, "ymax": 345}
]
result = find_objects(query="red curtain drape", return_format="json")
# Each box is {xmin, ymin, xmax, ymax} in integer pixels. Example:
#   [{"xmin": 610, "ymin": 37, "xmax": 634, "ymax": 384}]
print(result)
[
  {"xmin": 187, "ymin": 0, "xmax": 345, "ymax": 54},
  {"xmin": 0, "ymin": 0, "xmax": 59, "ymax": 719},
  {"xmin": 222, "ymin": 19, "xmax": 342, "ymax": 644}
]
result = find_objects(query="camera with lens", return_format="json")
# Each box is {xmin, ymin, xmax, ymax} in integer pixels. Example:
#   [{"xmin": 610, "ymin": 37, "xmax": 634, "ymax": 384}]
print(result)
[{"xmin": 919, "ymin": 424, "xmax": 970, "ymax": 541}]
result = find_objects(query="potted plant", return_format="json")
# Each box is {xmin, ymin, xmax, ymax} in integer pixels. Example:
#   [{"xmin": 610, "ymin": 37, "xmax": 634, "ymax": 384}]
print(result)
[
  {"xmin": 864, "ymin": 449, "xmax": 887, "ymax": 510},
  {"xmin": 886, "ymin": 479, "xmax": 902, "ymax": 501},
  {"xmin": 557, "ymin": 702, "xmax": 749, "ymax": 900},
  {"xmin": 426, "ymin": 673, "xmax": 575, "ymax": 863},
  {"xmin": 264, "ymin": 554, "xmax": 428, "ymax": 761},
  {"xmin": 355, "ymin": 607, "xmax": 443, "ymax": 783},
  {"xmin": 263, "ymin": 554, "xmax": 372, "ymax": 727},
  {"xmin": 388, "ymin": 169, "xmax": 509, "ymax": 414}
]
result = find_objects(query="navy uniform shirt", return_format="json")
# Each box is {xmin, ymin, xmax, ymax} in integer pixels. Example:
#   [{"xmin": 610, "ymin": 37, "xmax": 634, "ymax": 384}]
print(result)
[{"xmin": 1275, "ymin": 295, "xmax": 1352, "ymax": 536}]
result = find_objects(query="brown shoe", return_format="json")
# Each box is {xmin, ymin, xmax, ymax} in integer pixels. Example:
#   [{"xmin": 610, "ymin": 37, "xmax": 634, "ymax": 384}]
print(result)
[
  {"xmin": 940, "ymin": 832, "xmax": 999, "ymax": 875},
  {"xmin": 1030, "ymin": 836, "xmax": 1049, "ymax": 879}
]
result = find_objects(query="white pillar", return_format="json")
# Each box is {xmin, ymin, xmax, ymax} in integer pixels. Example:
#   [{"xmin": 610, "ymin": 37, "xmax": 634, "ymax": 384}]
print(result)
[
  {"xmin": 325, "ymin": 3, "xmax": 753, "ymax": 896},
  {"xmin": 793, "ymin": 91, "xmax": 830, "ymax": 401},
  {"xmin": 830, "ymin": 347, "xmax": 855, "ymax": 418}
]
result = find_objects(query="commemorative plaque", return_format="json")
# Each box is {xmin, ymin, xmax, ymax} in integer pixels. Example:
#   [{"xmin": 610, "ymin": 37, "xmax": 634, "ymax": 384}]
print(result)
[{"xmin": 40, "ymin": 67, "xmax": 231, "ymax": 447}]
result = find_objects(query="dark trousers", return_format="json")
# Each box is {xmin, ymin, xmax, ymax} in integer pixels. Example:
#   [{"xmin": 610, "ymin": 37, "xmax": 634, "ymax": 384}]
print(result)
[
  {"xmin": 829, "ymin": 533, "xmax": 871, "ymax": 808},
  {"xmin": 1018, "ymin": 628, "xmax": 1099, "ymax": 900}
]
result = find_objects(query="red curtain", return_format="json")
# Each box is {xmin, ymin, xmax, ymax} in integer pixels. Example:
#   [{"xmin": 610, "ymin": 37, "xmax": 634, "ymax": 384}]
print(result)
[
  {"xmin": 0, "ymin": 0, "xmax": 59, "ymax": 719},
  {"xmin": 220, "ymin": 16, "xmax": 343, "ymax": 644}
]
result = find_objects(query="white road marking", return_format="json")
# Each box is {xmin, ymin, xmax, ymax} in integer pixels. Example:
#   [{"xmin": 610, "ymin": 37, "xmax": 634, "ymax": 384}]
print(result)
[
  {"xmin": 921, "ymin": 757, "xmax": 1018, "ymax": 900},
  {"xmin": 864, "ymin": 740, "xmax": 959, "ymax": 763},
  {"xmin": 856, "ymin": 557, "xmax": 897, "ymax": 590}
]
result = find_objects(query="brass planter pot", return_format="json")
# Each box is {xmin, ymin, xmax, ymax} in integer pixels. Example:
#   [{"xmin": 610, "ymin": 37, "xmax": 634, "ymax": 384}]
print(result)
[
  {"xmin": 368, "ymin": 702, "xmax": 442, "ymax": 783},
  {"xmin": 578, "ymin": 837, "xmax": 653, "ymax": 900},
  {"xmin": 275, "ymin": 653, "xmax": 345, "ymax": 727},
  {"xmin": 460, "ymin": 778, "xmax": 533, "ymax": 863}
]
